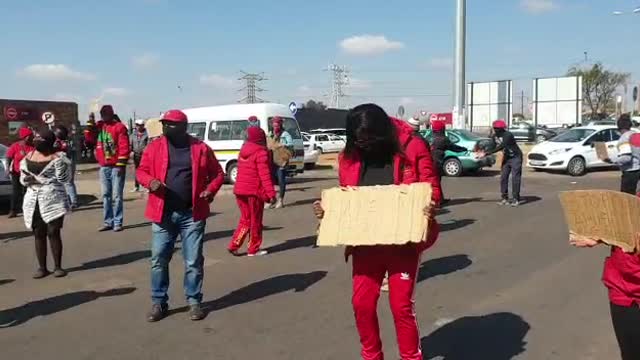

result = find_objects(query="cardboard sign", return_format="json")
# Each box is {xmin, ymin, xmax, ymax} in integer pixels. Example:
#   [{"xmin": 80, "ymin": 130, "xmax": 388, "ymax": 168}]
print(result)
[
  {"xmin": 317, "ymin": 183, "xmax": 433, "ymax": 247},
  {"xmin": 559, "ymin": 190, "xmax": 640, "ymax": 253},
  {"xmin": 594, "ymin": 142, "xmax": 609, "ymax": 161}
]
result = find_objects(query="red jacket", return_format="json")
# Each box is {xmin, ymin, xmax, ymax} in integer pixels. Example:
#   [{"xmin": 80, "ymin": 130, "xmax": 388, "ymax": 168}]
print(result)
[
  {"xmin": 603, "ymin": 245, "xmax": 640, "ymax": 306},
  {"xmin": 234, "ymin": 141, "xmax": 276, "ymax": 201},
  {"xmin": 338, "ymin": 118, "xmax": 442, "ymax": 252},
  {"xmin": 6, "ymin": 141, "xmax": 34, "ymax": 174},
  {"xmin": 95, "ymin": 121, "xmax": 130, "ymax": 167},
  {"xmin": 136, "ymin": 136, "xmax": 225, "ymax": 223}
]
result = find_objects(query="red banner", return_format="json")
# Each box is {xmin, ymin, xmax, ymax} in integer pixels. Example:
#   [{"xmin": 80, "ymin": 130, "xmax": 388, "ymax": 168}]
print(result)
[
  {"xmin": 3, "ymin": 106, "xmax": 36, "ymax": 121},
  {"xmin": 429, "ymin": 113, "xmax": 453, "ymax": 125}
]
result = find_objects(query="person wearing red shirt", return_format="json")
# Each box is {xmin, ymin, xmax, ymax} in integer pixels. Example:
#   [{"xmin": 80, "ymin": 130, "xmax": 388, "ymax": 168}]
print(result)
[
  {"xmin": 570, "ymin": 133, "xmax": 640, "ymax": 360},
  {"xmin": 6, "ymin": 127, "xmax": 35, "ymax": 218},
  {"xmin": 136, "ymin": 110, "xmax": 224, "ymax": 323},
  {"xmin": 95, "ymin": 105, "xmax": 130, "ymax": 232},
  {"xmin": 228, "ymin": 126, "xmax": 276, "ymax": 257},
  {"xmin": 313, "ymin": 104, "xmax": 441, "ymax": 360}
]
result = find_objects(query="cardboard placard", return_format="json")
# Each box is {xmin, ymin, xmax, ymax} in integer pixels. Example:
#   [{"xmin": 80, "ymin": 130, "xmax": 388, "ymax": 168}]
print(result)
[
  {"xmin": 317, "ymin": 183, "xmax": 432, "ymax": 247},
  {"xmin": 146, "ymin": 118, "xmax": 162, "ymax": 139},
  {"xmin": 559, "ymin": 190, "xmax": 640, "ymax": 253},
  {"xmin": 594, "ymin": 142, "xmax": 609, "ymax": 161}
]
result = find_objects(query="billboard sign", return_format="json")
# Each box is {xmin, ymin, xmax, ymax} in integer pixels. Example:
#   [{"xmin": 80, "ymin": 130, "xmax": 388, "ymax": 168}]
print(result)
[
  {"xmin": 532, "ymin": 76, "xmax": 582, "ymax": 126},
  {"xmin": 429, "ymin": 113, "xmax": 453, "ymax": 125},
  {"xmin": 467, "ymin": 80, "xmax": 513, "ymax": 131}
]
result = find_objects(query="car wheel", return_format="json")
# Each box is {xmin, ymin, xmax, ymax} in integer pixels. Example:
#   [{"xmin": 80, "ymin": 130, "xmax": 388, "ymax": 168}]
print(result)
[
  {"xmin": 443, "ymin": 158, "xmax": 463, "ymax": 177},
  {"xmin": 536, "ymin": 134, "xmax": 547, "ymax": 143},
  {"xmin": 317, "ymin": 147, "xmax": 324, "ymax": 154},
  {"xmin": 227, "ymin": 162, "xmax": 239, "ymax": 184},
  {"xmin": 567, "ymin": 157, "xmax": 586, "ymax": 177},
  {"xmin": 304, "ymin": 163, "xmax": 316, "ymax": 170}
]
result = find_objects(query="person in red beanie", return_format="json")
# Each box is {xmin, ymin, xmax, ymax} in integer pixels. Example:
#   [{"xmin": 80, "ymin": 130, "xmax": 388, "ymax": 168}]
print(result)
[
  {"xmin": 570, "ymin": 133, "xmax": 640, "ymax": 360},
  {"xmin": 6, "ymin": 127, "xmax": 35, "ymax": 218},
  {"xmin": 481, "ymin": 119, "xmax": 523, "ymax": 206},
  {"xmin": 228, "ymin": 127, "xmax": 276, "ymax": 257},
  {"xmin": 137, "ymin": 109, "xmax": 225, "ymax": 323},
  {"xmin": 95, "ymin": 105, "xmax": 131, "ymax": 232},
  {"xmin": 313, "ymin": 103, "xmax": 441, "ymax": 360},
  {"xmin": 267, "ymin": 116, "xmax": 293, "ymax": 209},
  {"xmin": 247, "ymin": 115, "xmax": 260, "ymax": 127},
  {"xmin": 430, "ymin": 120, "xmax": 467, "ymax": 204}
]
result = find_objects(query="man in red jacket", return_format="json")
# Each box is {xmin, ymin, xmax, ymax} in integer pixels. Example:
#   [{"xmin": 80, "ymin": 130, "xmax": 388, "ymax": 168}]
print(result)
[
  {"xmin": 136, "ymin": 109, "xmax": 224, "ymax": 323},
  {"xmin": 6, "ymin": 127, "xmax": 34, "ymax": 218},
  {"xmin": 95, "ymin": 105, "xmax": 130, "ymax": 232},
  {"xmin": 228, "ymin": 126, "xmax": 276, "ymax": 257},
  {"xmin": 314, "ymin": 104, "xmax": 441, "ymax": 360}
]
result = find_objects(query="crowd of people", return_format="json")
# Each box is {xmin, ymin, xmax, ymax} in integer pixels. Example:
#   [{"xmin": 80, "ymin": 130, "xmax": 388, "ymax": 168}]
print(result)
[{"xmin": 4, "ymin": 103, "xmax": 640, "ymax": 360}]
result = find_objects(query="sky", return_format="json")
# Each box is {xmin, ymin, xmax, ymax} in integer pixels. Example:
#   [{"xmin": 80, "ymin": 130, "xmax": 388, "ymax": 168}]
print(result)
[{"xmin": 1, "ymin": 0, "xmax": 639, "ymax": 121}]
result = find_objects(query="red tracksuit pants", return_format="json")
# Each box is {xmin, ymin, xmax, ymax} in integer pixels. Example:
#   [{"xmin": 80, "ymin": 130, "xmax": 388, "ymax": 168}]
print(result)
[
  {"xmin": 228, "ymin": 195, "xmax": 265, "ymax": 255},
  {"xmin": 352, "ymin": 245, "xmax": 422, "ymax": 360}
]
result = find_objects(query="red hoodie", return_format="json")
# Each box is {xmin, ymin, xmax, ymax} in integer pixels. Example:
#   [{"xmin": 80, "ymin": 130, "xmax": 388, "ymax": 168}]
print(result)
[
  {"xmin": 95, "ymin": 120, "xmax": 130, "ymax": 167},
  {"xmin": 338, "ymin": 118, "xmax": 442, "ymax": 252},
  {"xmin": 234, "ymin": 129, "xmax": 276, "ymax": 201}
]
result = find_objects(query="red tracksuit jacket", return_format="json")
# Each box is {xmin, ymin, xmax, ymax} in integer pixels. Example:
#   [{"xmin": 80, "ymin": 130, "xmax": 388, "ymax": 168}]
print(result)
[
  {"xmin": 95, "ymin": 121, "xmax": 130, "ymax": 167},
  {"xmin": 603, "ymin": 246, "xmax": 640, "ymax": 306},
  {"xmin": 234, "ymin": 141, "xmax": 276, "ymax": 201},
  {"xmin": 338, "ymin": 118, "xmax": 442, "ymax": 252},
  {"xmin": 136, "ymin": 136, "xmax": 225, "ymax": 223}
]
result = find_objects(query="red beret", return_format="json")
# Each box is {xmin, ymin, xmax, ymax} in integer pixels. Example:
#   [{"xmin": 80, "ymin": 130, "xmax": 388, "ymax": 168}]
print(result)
[
  {"xmin": 248, "ymin": 115, "xmax": 258, "ymax": 122},
  {"xmin": 272, "ymin": 116, "xmax": 283, "ymax": 124},
  {"xmin": 432, "ymin": 120, "xmax": 446, "ymax": 132},
  {"xmin": 18, "ymin": 127, "xmax": 33, "ymax": 139},
  {"xmin": 161, "ymin": 109, "xmax": 188, "ymax": 123},
  {"xmin": 492, "ymin": 119, "xmax": 507, "ymax": 129}
]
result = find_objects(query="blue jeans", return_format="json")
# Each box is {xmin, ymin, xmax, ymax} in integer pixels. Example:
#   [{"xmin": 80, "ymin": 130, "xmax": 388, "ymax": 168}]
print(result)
[
  {"xmin": 99, "ymin": 166, "xmax": 125, "ymax": 227},
  {"xmin": 272, "ymin": 165, "xmax": 287, "ymax": 199},
  {"xmin": 151, "ymin": 209, "xmax": 206, "ymax": 305},
  {"xmin": 65, "ymin": 161, "xmax": 78, "ymax": 206}
]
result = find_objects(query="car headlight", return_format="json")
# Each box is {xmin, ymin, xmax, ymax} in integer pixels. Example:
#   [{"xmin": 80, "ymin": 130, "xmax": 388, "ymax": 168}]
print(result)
[{"xmin": 549, "ymin": 148, "xmax": 572, "ymax": 156}]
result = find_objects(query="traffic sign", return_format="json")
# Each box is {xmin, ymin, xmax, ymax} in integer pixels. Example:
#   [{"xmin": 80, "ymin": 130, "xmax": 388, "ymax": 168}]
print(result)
[
  {"xmin": 42, "ymin": 111, "xmax": 55, "ymax": 124},
  {"xmin": 289, "ymin": 102, "xmax": 298, "ymax": 115},
  {"xmin": 5, "ymin": 107, "xmax": 18, "ymax": 120},
  {"xmin": 397, "ymin": 105, "xmax": 405, "ymax": 118}
]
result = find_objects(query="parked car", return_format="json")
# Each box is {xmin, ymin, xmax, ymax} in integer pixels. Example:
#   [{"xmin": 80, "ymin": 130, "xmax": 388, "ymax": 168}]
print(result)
[
  {"xmin": 303, "ymin": 133, "xmax": 345, "ymax": 153},
  {"xmin": 309, "ymin": 128, "xmax": 347, "ymax": 141},
  {"xmin": 420, "ymin": 129, "xmax": 496, "ymax": 177},
  {"xmin": 509, "ymin": 122, "xmax": 557, "ymax": 143},
  {"xmin": 0, "ymin": 144, "xmax": 11, "ymax": 198},
  {"xmin": 303, "ymin": 139, "xmax": 320, "ymax": 170},
  {"xmin": 527, "ymin": 125, "xmax": 632, "ymax": 176}
]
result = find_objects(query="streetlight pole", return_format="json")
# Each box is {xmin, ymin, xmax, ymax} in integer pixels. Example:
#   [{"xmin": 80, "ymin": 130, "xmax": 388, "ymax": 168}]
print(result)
[{"xmin": 454, "ymin": 0, "xmax": 466, "ymax": 129}]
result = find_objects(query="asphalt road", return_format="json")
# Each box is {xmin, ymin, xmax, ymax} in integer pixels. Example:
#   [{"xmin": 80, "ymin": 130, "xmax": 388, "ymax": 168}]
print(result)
[{"xmin": 0, "ymin": 168, "xmax": 625, "ymax": 360}]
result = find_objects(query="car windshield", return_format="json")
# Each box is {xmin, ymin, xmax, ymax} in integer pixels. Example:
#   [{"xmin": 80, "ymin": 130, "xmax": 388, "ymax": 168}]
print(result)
[
  {"xmin": 0, "ymin": 144, "xmax": 7, "ymax": 158},
  {"xmin": 549, "ymin": 129, "xmax": 596, "ymax": 142}
]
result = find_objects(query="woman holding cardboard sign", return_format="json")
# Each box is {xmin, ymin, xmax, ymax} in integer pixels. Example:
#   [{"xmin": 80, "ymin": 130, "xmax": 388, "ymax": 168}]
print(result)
[{"xmin": 313, "ymin": 103, "xmax": 441, "ymax": 360}]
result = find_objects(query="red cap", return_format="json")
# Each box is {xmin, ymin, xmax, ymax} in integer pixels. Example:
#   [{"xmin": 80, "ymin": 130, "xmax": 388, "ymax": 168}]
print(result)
[
  {"xmin": 272, "ymin": 116, "xmax": 283, "ymax": 125},
  {"xmin": 247, "ymin": 126, "xmax": 267, "ymax": 145},
  {"xmin": 100, "ymin": 105, "xmax": 114, "ymax": 116},
  {"xmin": 630, "ymin": 133, "xmax": 640, "ymax": 147},
  {"xmin": 492, "ymin": 119, "xmax": 507, "ymax": 129},
  {"xmin": 161, "ymin": 110, "xmax": 188, "ymax": 123},
  {"xmin": 432, "ymin": 120, "xmax": 446, "ymax": 132},
  {"xmin": 248, "ymin": 115, "xmax": 258, "ymax": 122},
  {"xmin": 18, "ymin": 127, "xmax": 33, "ymax": 139}
]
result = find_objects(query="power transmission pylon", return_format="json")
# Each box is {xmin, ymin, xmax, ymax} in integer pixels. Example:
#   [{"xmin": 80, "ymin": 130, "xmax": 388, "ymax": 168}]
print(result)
[
  {"xmin": 326, "ymin": 64, "xmax": 349, "ymax": 109},
  {"xmin": 238, "ymin": 71, "xmax": 267, "ymax": 104}
]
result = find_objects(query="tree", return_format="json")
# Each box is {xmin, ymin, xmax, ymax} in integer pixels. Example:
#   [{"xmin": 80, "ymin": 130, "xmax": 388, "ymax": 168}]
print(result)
[
  {"xmin": 304, "ymin": 100, "xmax": 328, "ymax": 111},
  {"xmin": 567, "ymin": 63, "xmax": 630, "ymax": 116}
]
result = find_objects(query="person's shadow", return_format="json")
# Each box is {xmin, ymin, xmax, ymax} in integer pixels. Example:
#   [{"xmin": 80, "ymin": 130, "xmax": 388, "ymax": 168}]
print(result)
[
  {"xmin": 421, "ymin": 312, "xmax": 530, "ymax": 360},
  {"xmin": 0, "ymin": 287, "xmax": 136, "ymax": 328},
  {"xmin": 418, "ymin": 255, "xmax": 472, "ymax": 283},
  {"xmin": 170, "ymin": 271, "xmax": 327, "ymax": 316}
]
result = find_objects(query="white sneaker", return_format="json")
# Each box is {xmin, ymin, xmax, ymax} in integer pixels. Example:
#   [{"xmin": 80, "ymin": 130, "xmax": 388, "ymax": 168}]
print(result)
[{"xmin": 248, "ymin": 250, "xmax": 268, "ymax": 257}]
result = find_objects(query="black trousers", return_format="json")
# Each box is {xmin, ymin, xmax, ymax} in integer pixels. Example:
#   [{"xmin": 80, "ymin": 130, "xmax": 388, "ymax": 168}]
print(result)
[
  {"xmin": 9, "ymin": 173, "xmax": 25, "ymax": 214},
  {"xmin": 500, "ymin": 157, "xmax": 522, "ymax": 201},
  {"xmin": 133, "ymin": 153, "xmax": 143, "ymax": 189},
  {"xmin": 610, "ymin": 302, "xmax": 640, "ymax": 360},
  {"xmin": 620, "ymin": 170, "xmax": 640, "ymax": 195}
]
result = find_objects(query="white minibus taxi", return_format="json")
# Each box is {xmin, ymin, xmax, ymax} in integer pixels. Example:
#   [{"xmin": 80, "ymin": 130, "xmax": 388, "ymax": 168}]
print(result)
[{"xmin": 182, "ymin": 103, "xmax": 305, "ymax": 184}]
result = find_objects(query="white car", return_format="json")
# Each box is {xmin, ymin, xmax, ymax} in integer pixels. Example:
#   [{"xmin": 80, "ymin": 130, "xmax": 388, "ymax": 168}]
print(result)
[
  {"xmin": 0, "ymin": 144, "xmax": 12, "ymax": 198},
  {"xmin": 304, "ymin": 147, "xmax": 320, "ymax": 170},
  {"xmin": 527, "ymin": 125, "xmax": 630, "ymax": 176},
  {"xmin": 303, "ymin": 133, "xmax": 345, "ymax": 154},
  {"xmin": 310, "ymin": 128, "xmax": 347, "ymax": 141}
]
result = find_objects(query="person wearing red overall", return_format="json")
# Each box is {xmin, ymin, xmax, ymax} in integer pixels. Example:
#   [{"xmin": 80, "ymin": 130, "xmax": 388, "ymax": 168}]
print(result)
[
  {"xmin": 570, "ymin": 133, "xmax": 640, "ymax": 360},
  {"xmin": 314, "ymin": 103, "xmax": 442, "ymax": 360},
  {"xmin": 6, "ymin": 127, "xmax": 35, "ymax": 218},
  {"xmin": 228, "ymin": 127, "xmax": 276, "ymax": 257}
]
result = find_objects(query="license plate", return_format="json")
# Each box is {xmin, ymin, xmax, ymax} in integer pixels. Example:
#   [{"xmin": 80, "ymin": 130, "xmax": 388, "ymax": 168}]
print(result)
[{"xmin": 529, "ymin": 161, "xmax": 544, "ymax": 166}]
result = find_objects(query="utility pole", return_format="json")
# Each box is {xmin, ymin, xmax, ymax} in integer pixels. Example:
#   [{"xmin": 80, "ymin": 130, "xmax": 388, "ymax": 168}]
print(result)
[
  {"xmin": 238, "ymin": 71, "xmax": 267, "ymax": 104},
  {"xmin": 521, "ymin": 91, "xmax": 525, "ymax": 115},
  {"xmin": 453, "ymin": 0, "xmax": 467, "ymax": 129},
  {"xmin": 326, "ymin": 64, "xmax": 349, "ymax": 109}
]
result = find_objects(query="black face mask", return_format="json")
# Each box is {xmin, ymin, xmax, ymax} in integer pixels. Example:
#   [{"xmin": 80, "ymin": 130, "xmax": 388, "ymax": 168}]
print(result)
[{"xmin": 163, "ymin": 123, "xmax": 188, "ymax": 144}]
